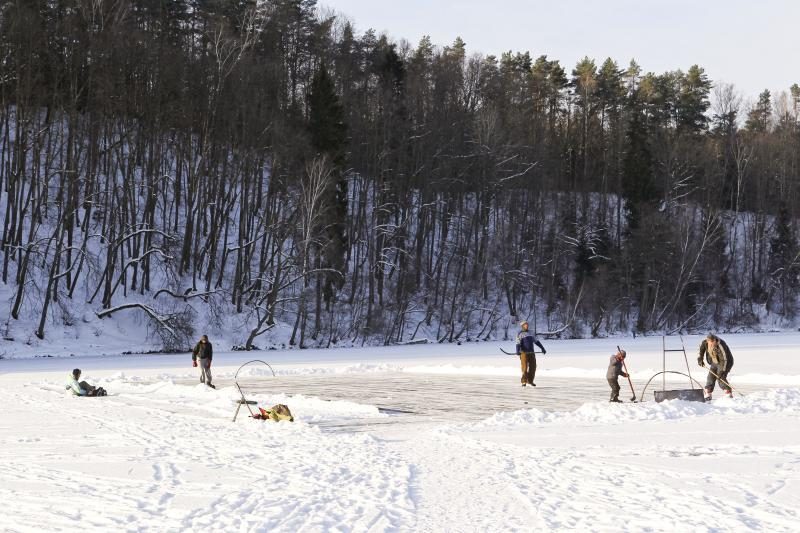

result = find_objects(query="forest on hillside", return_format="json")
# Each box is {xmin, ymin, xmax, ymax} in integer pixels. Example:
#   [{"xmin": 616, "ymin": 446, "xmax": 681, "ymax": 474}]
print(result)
[{"xmin": 1, "ymin": 0, "xmax": 800, "ymax": 349}]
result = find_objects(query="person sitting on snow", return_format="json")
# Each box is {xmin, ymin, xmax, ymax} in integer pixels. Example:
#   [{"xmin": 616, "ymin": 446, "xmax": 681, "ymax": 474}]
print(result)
[
  {"xmin": 66, "ymin": 369, "xmax": 106, "ymax": 397},
  {"xmin": 606, "ymin": 350, "xmax": 629, "ymax": 403}
]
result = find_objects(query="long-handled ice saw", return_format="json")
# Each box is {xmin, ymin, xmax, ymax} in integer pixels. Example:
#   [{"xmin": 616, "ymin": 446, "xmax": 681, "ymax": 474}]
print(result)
[
  {"xmin": 706, "ymin": 366, "xmax": 739, "ymax": 396},
  {"xmin": 618, "ymin": 345, "xmax": 637, "ymax": 402},
  {"xmin": 500, "ymin": 348, "xmax": 543, "ymax": 356}
]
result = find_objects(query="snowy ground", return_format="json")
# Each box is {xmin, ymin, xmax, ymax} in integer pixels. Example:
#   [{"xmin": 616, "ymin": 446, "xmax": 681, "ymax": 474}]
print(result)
[{"xmin": 1, "ymin": 333, "xmax": 799, "ymax": 531}]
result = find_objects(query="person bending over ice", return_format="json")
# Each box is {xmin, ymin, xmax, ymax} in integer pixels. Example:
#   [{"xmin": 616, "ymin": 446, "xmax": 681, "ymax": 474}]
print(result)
[
  {"xmin": 697, "ymin": 333, "xmax": 734, "ymax": 400},
  {"xmin": 607, "ymin": 350, "xmax": 628, "ymax": 403}
]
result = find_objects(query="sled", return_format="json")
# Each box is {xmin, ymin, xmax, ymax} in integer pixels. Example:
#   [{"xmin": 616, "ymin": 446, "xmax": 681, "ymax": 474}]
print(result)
[
  {"xmin": 653, "ymin": 388, "xmax": 705, "ymax": 402},
  {"xmin": 641, "ymin": 336, "xmax": 706, "ymax": 403}
]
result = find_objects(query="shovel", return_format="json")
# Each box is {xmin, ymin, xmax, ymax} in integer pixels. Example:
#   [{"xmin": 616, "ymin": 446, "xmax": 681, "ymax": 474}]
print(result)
[{"xmin": 618, "ymin": 345, "xmax": 637, "ymax": 402}]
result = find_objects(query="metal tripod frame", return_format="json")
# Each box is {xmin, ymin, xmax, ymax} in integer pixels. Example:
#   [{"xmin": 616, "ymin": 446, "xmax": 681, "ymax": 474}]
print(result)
[{"xmin": 232, "ymin": 359, "xmax": 276, "ymax": 422}]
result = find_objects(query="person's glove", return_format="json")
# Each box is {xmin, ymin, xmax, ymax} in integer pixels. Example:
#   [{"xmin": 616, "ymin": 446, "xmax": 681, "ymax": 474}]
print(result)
[
  {"xmin": 541, "ymin": 349, "xmax": 547, "ymax": 355},
  {"xmin": 193, "ymin": 360, "xmax": 197, "ymax": 367},
  {"xmin": 623, "ymin": 372, "xmax": 629, "ymax": 378},
  {"xmin": 697, "ymin": 358, "xmax": 705, "ymax": 367}
]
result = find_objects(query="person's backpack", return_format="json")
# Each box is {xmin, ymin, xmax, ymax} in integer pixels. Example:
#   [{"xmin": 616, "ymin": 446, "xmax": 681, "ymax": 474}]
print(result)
[{"xmin": 255, "ymin": 404, "xmax": 294, "ymax": 422}]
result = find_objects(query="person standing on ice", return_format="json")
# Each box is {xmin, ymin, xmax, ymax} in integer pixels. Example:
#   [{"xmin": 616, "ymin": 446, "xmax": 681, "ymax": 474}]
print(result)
[
  {"xmin": 515, "ymin": 321, "xmax": 546, "ymax": 387},
  {"xmin": 606, "ymin": 350, "xmax": 629, "ymax": 402},
  {"xmin": 697, "ymin": 333, "xmax": 734, "ymax": 399},
  {"xmin": 192, "ymin": 335, "xmax": 215, "ymax": 389}
]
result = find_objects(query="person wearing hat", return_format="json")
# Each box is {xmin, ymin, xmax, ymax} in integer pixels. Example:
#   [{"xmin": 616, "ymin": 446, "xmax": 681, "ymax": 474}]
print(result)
[
  {"xmin": 192, "ymin": 334, "xmax": 215, "ymax": 388},
  {"xmin": 697, "ymin": 333, "xmax": 734, "ymax": 400},
  {"xmin": 65, "ymin": 369, "xmax": 106, "ymax": 397},
  {"xmin": 607, "ymin": 350, "xmax": 629, "ymax": 402},
  {"xmin": 515, "ymin": 321, "xmax": 546, "ymax": 386}
]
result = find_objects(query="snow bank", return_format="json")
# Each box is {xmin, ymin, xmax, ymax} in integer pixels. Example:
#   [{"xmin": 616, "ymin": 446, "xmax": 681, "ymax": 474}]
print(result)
[{"xmin": 467, "ymin": 388, "xmax": 800, "ymax": 430}]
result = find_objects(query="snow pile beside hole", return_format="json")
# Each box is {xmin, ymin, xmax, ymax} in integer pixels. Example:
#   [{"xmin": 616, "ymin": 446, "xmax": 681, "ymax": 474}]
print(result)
[
  {"xmin": 733, "ymin": 373, "xmax": 800, "ymax": 385},
  {"xmin": 468, "ymin": 388, "xmax": 800, "ymax": 430},
  {"xmin": 39, "ymin": 375, "xmax": 387, "ymax": 422}
]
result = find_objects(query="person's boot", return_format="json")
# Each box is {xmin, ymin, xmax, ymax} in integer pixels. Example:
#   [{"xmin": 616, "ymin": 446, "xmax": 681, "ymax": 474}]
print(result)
[
  {"xmin": 724, "ymin": 389, "xmax": 732, "ymax": 398},
  {"xmin": 521, "ymin": 382, "xmax": 526, "ymax": 387},
  {"xmin": 704, "ymin": 388, "xmax": 712, "ymax": 401}
]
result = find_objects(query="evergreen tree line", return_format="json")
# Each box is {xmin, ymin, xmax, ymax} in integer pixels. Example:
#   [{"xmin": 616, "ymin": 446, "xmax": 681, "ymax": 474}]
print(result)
[{"xmin": 1, "ymin": 0, "xmax": 799, "ymax": 348}]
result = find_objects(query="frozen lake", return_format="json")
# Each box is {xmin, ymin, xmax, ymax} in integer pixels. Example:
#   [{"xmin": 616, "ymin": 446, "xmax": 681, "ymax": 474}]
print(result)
[{"xmin": 2, "ymin": 333, "xmax": 798, "ymax": 532}]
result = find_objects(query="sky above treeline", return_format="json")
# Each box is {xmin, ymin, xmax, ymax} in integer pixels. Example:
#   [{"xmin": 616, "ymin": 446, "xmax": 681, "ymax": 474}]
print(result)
[{"xmin": 321, "ymin": 0, "xmax": 799, "ymax": 101}]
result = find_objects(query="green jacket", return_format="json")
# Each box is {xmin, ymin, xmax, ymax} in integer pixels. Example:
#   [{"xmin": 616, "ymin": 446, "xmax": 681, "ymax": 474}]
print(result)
[
  {"xmin": 192, "ymin": 341, "xmax": 213, "ymax": 361},
  {"xmin": 66, "ymin": 375, "xmax": 87, "ymax": 396}
]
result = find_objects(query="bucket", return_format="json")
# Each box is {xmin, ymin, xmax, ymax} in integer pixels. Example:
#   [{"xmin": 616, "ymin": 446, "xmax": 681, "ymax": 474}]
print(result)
[{"xmin": 654, "ymin": 389, "xmax": 705, "ymax": 403}]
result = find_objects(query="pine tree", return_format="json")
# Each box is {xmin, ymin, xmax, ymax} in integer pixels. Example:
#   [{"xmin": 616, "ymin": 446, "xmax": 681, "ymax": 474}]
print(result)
[
  {"xmin": 745, "ymin": 90, "xmax": 772, "ymax": 133},
  {"xmin": 597, "ymin": 58, "xmax": 624, "ymax": 117},
  {"xmin": 790, "ymin": 84, "xmax": 800, "ymax": 117},
  {"xmin": 309, "ymin": 64, "xmax": 346, "ymax": 166},
  {"xmin": 596, "ymin": 58, "xmax": 625, "ymax": 201},
  {"xmin": 308, "ymin": 64, "xmax": 348, "ymax": 304},
  {"xmin": 621, "ymin": 95, "xmax": 656, "ymax": 229},
  {"xmin": 677, "ymin": 65, "xmax": 711, "ymax": 133},
  {"xmin": 769, "ymin": 204, "xmax": 800, "ymax": 315},
  {"xmin": 571, "ymin": 57, "xmax": 598, "ymax": 184},
  {"xmin": 623, "ymin": 60, "xmax": 641, "ymax": 95}
]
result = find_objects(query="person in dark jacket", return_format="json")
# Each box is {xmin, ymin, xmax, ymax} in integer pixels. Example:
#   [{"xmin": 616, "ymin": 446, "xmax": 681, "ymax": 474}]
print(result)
[
  {"xmin": 697, "ymin": 333, "xmax": 734, "ymax": 399},
  {"xmin": 192, "ymin": 335, "xmax": 214, "ymax": 388},
  {"xmin": 515, "ymin": 321, "xmax": 546, "ymax": 387},
  {"xmin": 607, "ymin": 350, "xmax": 629, "ymax": 402}
]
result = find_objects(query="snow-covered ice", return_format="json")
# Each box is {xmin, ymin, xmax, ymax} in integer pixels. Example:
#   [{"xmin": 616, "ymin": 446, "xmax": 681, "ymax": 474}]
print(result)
[{"xmin": 1, "ymin": 333, "xmax": 799, "ymax": 531}]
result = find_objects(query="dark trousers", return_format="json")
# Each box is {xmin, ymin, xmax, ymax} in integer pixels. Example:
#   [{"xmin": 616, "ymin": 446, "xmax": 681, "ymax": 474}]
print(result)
[
  {"xmin": 607, "ymin": 377, "xmax": 620, "ymax": 400},
  {"xmin": 79, "ymin": 381, "xmax": 106, "ymax": 397},
  {"xmin": 705, "ymin": 365, "xmax": 731, "ymax": 393},
  {"xmin": 520, "ymin": 352, "xmax": 537, "ymax": 384}
]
